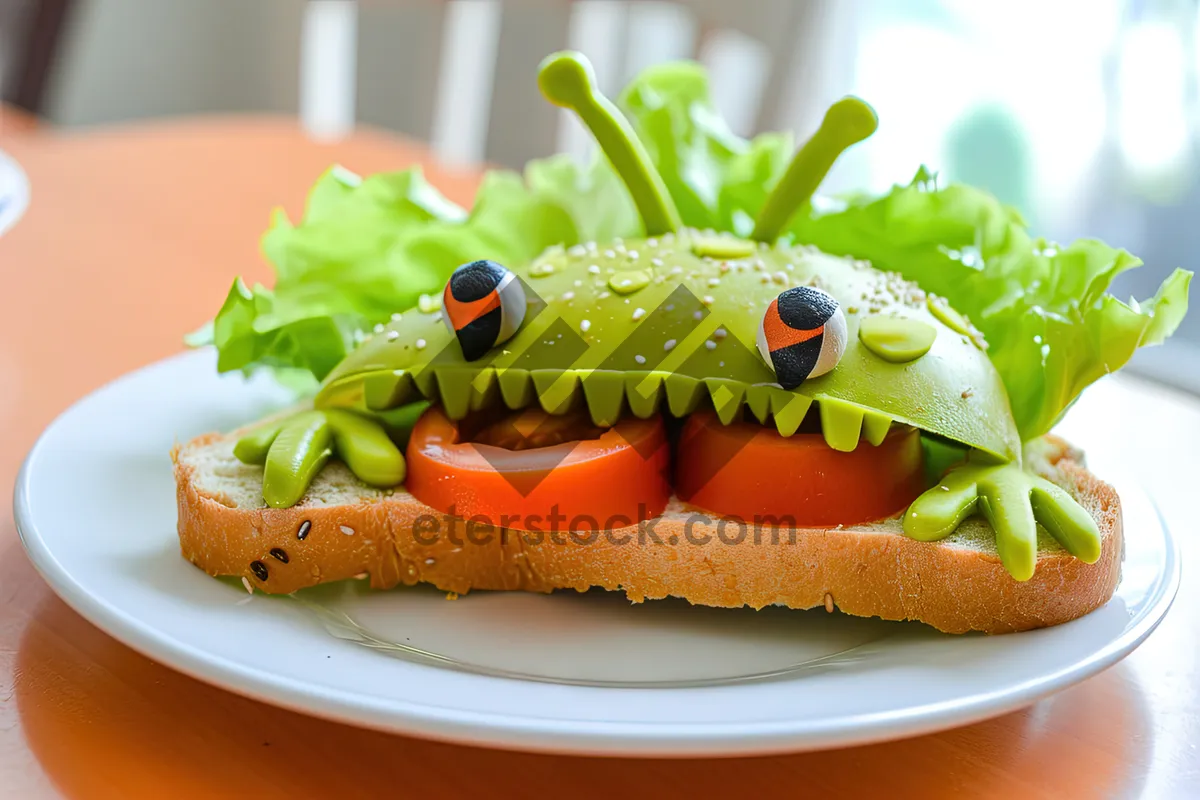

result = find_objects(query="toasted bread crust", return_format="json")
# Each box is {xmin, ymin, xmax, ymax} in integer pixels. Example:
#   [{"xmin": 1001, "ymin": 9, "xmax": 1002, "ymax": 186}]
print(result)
[{"xmin": 173, "ymin": 434, "xmax": 1122, "ymax": 634}]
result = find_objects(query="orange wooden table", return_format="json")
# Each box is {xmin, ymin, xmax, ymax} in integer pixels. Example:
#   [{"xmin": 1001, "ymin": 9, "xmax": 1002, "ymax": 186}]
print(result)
[{"xmin": 2, "ymin": 111, "xmax": 1199, "ymax": 799}]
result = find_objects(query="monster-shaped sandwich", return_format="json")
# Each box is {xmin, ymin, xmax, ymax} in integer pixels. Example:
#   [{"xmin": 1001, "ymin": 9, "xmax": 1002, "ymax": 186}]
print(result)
[{"xmin": 176, "ymin": 52, "xmax": 1191, "ymax": 634}]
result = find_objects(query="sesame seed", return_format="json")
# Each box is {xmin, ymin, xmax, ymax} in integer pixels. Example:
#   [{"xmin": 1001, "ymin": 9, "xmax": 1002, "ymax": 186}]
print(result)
[
  {"xmin": 632, "ymin": 308, "xmax": 645, "ymax": 320},
  {"xmin": 693, "ymin": 310, "xmax": 703, "ymax": 320},
  {"xmin": 598, "ymin": 292, "xmax": 610, "ymax": 299},
  {"xmin": 355, "ymin": 572, "xmax": 369, "ymax": 580},
  {"xmin": 647, "ymin": 238, "xmax": 659, "ymax": 247},
  {"xmin": 705, "ymin": 340, "xmax": 717, "ymax": 350},
  {"xmin": 580, "ymin": 319, "xmax": 592, "ymax": 332},
  {"xmin": 628, "ymin": 250, "xmax": 639, "ymax": 259},
  {"xmin": 373, "ymin": 323, "xmax": 385, "ymax": 334},
  {"xmin": 588, "ymin": 264, "xmax": 601, "ymax": 274},
  {"xmin": 391, "ymin": 312, "xmax": 402, "ymax": 322},
  {"xmin": 708, "ymin": 277, "xmax": 721, "ymax": 287},
  {"xmin": 241, "ymin": 576, "xmax": 254, "ymax": 595},
  {"xmin": 671, "ymin": 266, "xmax": 683, "ymax": 275},
  {"xmin": 604, "ymin": 249, "xmax": 616, "ymax": 258},
  {"xmin": 561, "ymin": 291, "xmax": 575, "ymax": 301},
  {"xmin": 824, "ymin": 593, "xmax": 834, "ymax": 613},
  {"xmin": 568, "ymin": 244, "xmax": 586, "ymax": 256},
  {"xmin": 574, "ymin": 279, "xmax": 583, "ymax": 287},
  {"xmin": 415, "ymin": 339, "xmax": 427, "ymax": 350},
  {"xmin": 340, "ymin": 525, "xmax": 355, "ymax": 536},
  {"xmin": 634, "ymin": 354, "xmax": 646, "ymax": 364},
  {"xmin": 386, "ymin": 330, "xmax": 400, "ymax": 341},
  {"xmin": 702, "ymin": 295, "xmax": 714, "ymax": 306},
  {"xmin": 664, "ymin": 339, "xmax": 677, "ymax": 351},
  {"xmin": 425, "ymin": 557, "xmax": 436, "ymax": 565},
  {"xmin": 713, "ymin": 328, "xmax": 727, "ymax": 339},
  {"xmin": 651, "ymin": 257, "xmax": 664, "ymax": 267},
  {"xmin": 772, "ymin": 272, "xmax": 787, "ymax": 284}
]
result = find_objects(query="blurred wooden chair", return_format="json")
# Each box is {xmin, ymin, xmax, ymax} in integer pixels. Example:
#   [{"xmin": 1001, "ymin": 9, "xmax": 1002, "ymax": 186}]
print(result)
[
  {"xmin": 0, "ymin": 0, "xmax": 77, "ymax": 115},
  {"xmin": 299, "ymin": 0, "xmax": 853, "ymax": 169}
]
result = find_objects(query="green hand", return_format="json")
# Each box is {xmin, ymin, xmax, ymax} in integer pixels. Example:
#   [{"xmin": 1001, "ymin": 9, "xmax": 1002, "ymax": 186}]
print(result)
[
  {"xmin": 234, "ymin": 409, "xmax": 407, "ymax": 508},
  {"xmin": 903, "ymin": 458, "xmax": 1101, "ymax": 581}
]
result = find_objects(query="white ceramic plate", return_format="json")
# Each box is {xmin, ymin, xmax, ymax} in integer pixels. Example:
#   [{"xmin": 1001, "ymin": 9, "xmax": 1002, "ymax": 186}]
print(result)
[
  {"xmin": 15, "ymin": 350, "xmax": 1179, "ymax": 757},
  {"xmin": 0, "ymin": 147, "xmax": 30, "ymax": 236}
]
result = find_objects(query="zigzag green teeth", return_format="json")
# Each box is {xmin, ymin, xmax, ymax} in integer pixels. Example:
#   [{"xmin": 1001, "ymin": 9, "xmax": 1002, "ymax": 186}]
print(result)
[
  {"xmin": 818, "ymin": 398, "xmax": 865, "ymax": 452},
  {"xmin": 328, "ymin": 366, "xmax": 897, "ymax": 450}
]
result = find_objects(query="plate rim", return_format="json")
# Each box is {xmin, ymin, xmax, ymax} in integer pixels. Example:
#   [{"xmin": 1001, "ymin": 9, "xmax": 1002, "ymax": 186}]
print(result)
[
  {"xmin": 0, "ymin": 146, "xmax": 30, "ymax": 236},
  {"xmin": 12, "ymin": 350, "xmax": 1183, "ymax": 757}
]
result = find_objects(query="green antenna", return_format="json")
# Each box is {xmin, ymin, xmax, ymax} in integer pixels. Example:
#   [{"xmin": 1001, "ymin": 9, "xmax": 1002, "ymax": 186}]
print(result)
[
  {"xmin": 538, "ymin": 51, "xmax": 682, "ymax": 236},
  {"xmin": 751, "ymin": 97, "xmax": 879, "ymax": 244}
]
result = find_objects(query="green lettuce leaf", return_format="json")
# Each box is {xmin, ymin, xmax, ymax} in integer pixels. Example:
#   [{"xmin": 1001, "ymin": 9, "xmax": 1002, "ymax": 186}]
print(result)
[
  {"xmin": 192, "ymin": 59, "xmax": 1190, "ymax": 444},
  {"xmin": 789, "ymin": 171, "xmax": 1192, "ymax": 439}
]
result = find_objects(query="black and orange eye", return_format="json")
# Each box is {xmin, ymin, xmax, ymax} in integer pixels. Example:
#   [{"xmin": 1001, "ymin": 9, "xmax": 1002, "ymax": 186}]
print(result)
[
  {"xmin": 756, "ymin": 286, "xmax": 847, "ymax": 389},
  {"xmin": 441, "ymin": 260, "xmax": 527, "ymax": 361}
]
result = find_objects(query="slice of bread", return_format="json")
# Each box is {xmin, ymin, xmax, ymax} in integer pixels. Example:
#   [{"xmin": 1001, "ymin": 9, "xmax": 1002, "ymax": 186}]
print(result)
[{"xmin": 173, "ymin": 429, "xmax": 1122, "ymax": 634}]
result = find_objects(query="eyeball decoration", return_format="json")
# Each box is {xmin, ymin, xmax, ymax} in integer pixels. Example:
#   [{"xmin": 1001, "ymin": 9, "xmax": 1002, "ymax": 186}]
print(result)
[
  {"xmin": 757, "ymin": 286, "xmax": 848, "ymax": 390},
  {"xmin": 442, "ymin": 259, "xmax": 527, "ymax": 361}
]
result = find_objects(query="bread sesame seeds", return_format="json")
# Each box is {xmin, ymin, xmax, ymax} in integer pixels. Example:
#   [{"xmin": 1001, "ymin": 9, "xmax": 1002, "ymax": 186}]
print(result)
[
  {"xmin": 664, "ymin": 339, "xmax": 677, "ymax": 351},
  {"xmin": 580, "ymin": 319, "xmax": 591, "ymax": 332},
  {"xmin": 241, "ymin": 576, "xmax": 254, "ymax": 594},
  {"xmin": 632, "ymin": 308, "xmax": 645, "ymax": 321},
  {"xmin": 339, "ymin": 525, "xmax": 355, "ymax": 536},
  {"xmin": 634, "ymin": 354, "xmax": 646, "ymax": 364},
  {"xmin": 824, "ymin": 593, "xmax": 834, "ymax": 613},
  {"xmin": 386, "ymin": 330, "xmax": 400, "ymax": 341},
  {"xmin": 415, "ymin": 339, "xmax": 427, "ymax": 350}
]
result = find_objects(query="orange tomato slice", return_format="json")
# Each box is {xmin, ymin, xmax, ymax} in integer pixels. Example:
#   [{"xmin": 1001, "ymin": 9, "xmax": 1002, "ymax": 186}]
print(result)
[
  {"xmin": 406, "ymin": 406, "xmax": 670, "ymax": 532},
  {"xmin": 675, "ymin": 410, "xmax": 925, "ymax": 526}
]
